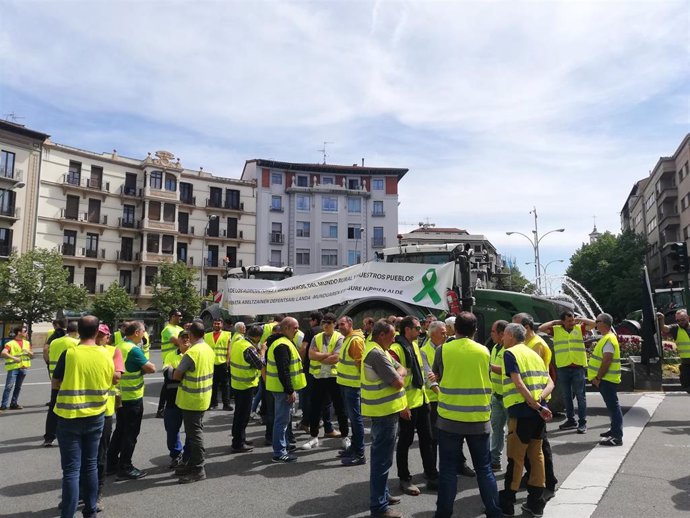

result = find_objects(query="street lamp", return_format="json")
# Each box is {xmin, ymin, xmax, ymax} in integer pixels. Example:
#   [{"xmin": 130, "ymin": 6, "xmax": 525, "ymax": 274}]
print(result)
[
  {"xmin": 525, "ymin": 259, "xmax": 565, "ymax": 295},
  {"xmin": 200, "ymin": 214, "xmax": 218, "ymax": 295},
  {"xmin": 507, "ymin": 206, "xmax": 565, "ymax": 293}
]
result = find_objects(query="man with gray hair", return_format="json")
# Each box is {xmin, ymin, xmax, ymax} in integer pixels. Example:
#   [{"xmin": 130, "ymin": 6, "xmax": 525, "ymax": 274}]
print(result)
[{"xmin": 588, "ymin": 313, "xmax": 623, "ymax": 446}]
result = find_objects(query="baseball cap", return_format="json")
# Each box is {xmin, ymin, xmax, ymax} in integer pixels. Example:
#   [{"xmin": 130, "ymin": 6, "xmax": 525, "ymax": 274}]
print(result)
[{"xmin": 98, "ymin": 324, "xmax": 111, "ymax": 335}]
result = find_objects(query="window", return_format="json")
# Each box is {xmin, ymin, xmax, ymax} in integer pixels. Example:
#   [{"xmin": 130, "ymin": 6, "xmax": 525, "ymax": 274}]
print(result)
[
  {"xmin": 296, "ymin": 249, "xmax": 310, "ymax": 265},
  {"xmin": 296, "ymin": 175, "xmax": 308, "ymax": 187},
  {"xmin": 322, "ymin": 196, "xmax": 337, "ymax": 212},
  {"xmin": 207, "ymin": 216, "xmax": 220, "ymax": 237},
  {"xmin": 161, "ymin": 235, "xmax": 175, "ymax": 255},
  {"xmin": 647, "ymin": 216, "xmax": 657, "ymax": 233},
  {"xmin": 119, "ymin": 270, "xmax": 132, "ymax": 294},
  {"xmin": 0, "ymin": 189, "xmax": 15, "ymax": 216},
  {"xmin": 149, "ymin": 170, "xmax": 163, "ymax": 190},
  {"xmin": 207, "ymin": 245, "xmax": 219, "ymax": 267},
  {"xmin": 207, "ymin": 275, "xmax": 218, "ymax": 293},
  {"xmin": 348, "ymin": 178, "xmax": 360, "ymax": 190},
  {"xmin": 64, "ymin": 265, "xmax": 75, "ymax": 285},
  {"xmin": 0, "ymin": 228, "xmax": 12, "ymax": 256},
  {"xmin": 321, "ymin": 249, "xmax": 338, "ymax": 267},
  {"xmin": 122, "ymin": 205, "xmax": 135, "ymax": 227},
  {"xmin": 147, "ymin": 233, "xmax": 160, "ymax": 253},
  {"xmin": 271, "ymin": 222, "xmax": 283, "ymax": 244},
  {"xmin": 145, "ymin": 266, "xmax": 157, "ymax": 286},
  {"xmin": 67, "ymin": 161, "xmax": 81, "ymax": 185},
  {"xmin": 164, "ymin": 173, "xmax": 177, "ymax": 191},
  {"xmin": 124, "ymin": 173, "xmax": 137, "ymax": 195},
  {"xmin": 178, "ymin": 212, "xmax": 189, "ymax": 234},
  {"xmin": 87, "ymin": 199, "xmax": 101, "ymax": 223},
  {"xmin": 372, "ymin": 226, "xmax": 385, "ymax": 247},
  {"xmin": 271, "ymin": 172, "xmax": 283, "ymax": 185},
  {"xmin": 227, "ymin": 217, "xmax": 238, "ymax": 238},
  {"xmin": 177, "ymin": 242, "xmax": 188, "ymax": 263},
  {"xmin": 296, "ymin": 195, "xmax": 310, "ymax": 211},
  {"xmin": 271, "ymin": 195, "xmax": 283, "ymax": 211},
  {"xmin": 347, "ymin": 225, "xmax": 363, "ymax": 239},
  {"xmin": 270, "ymin": 249, "xmax": 282, "ymax": 267},
  {"xmin": 163, "ymin": 203, "xmax": 176, "ymax": 223},
  {"xmin": 63, "ymin": 230, "xmax": 77, "ymax": 256},
  {"xmin": 148, "ymin": 201, "xmax": 161, "ymax": 221},
  {"xmin": 226, "ymin": 246, "xmax": 237, "ymax": 267},
  {"xmin": 322, "ymin": 177, "xmax": 334, "ymax": 185},
  {"xmin": 120, "ymin": 237, "xmax": 133, "ymax": 261},
  {"xmin": 296, "ymin": 221, "xmax": 310, "ymax": 237},
  {"xmin": 84, "ymin": 268, "xmax": 97, "ymax": 294},
  {"xmin": 322, "ymin": 223, "xmax": 338, "ymax": 239},
  {"xmin": 372, "ymin": 178, "xmax": 384, "ymax": 190},
  {"xmin": 0, "ymin": 150, "xmax": 16, "ymax": 178},
  {"xmin": 684, "ymin": 226, "xmax": 690, "ymax": 241},
  {"xmin": 645, "ymin": 195, "xmax": 655, "ymax": 211},
  {"xmin": 226, "ymin": 189, "xmax": 240, "ymax": 210},
  {"xmin": 348, "ymin": 250, "xmax": 361, "ymax": 265},
  {"xmin": 85, "ymin": 233, "xmax": 99, "ymax": 258},
  {"xmin": 347, "ymin": 197, "xmax": 361, "ymax": 213},
  {"xmin": 209, "ymin": 187, "xmax": 222, "ymax": 208},
  {"xmin": 89, "ymin": 166, "xmax": 102, "ymax": 190},
  {"xmin": 372, "ymin": 200, "xmax": 384, "ymax": 216},
  {"xmin": 634, "ymin": 212, "xmax": 643, "ymax": 226},
  {"xmin": 180, "ymin": 182, "xmax": 194, "ymax": 204},
  {"xmin": 65, "ymin": 195, "xmax": 79, "ymax": 220}
]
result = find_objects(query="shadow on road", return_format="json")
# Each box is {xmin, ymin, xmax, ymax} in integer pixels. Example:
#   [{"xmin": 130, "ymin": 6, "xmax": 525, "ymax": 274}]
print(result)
[
  {"xmin": 0, "ymin": 478, "xmax": 60, "ymax": 497},
  {"xmin": 286, "ymin": 480, "xmax": 370, "ymax": 517},
  {"xmin": 644, "ymin": 419, "xmax": 690, "ymax": 435},
  {"xmin": 670, "ymin": 475, "xmax": 690, "ymax": 511}
]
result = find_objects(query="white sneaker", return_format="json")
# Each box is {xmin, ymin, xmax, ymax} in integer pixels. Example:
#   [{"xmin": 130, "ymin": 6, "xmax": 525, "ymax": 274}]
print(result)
[
  {"xmin": 341, "ymin": 437, "xmax": 351, "ymax": 451},
  {"xmin": 250, "ymin": 412, "xmax": 261, "ymax": 421},
  {"xmin": 300, "ymin": 437, "xmax": 319, "ymax": 450}
]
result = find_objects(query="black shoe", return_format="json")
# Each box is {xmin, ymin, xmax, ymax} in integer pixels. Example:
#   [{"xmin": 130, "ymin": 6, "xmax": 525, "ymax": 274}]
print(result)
[
  {"xmin": 222, "ymin": 404, "xmax": 234, "ymax": 411},
  {"xmin": 105, "ymin": 466, "xmax": 117, "ymax": 476},
  {"xmin": 558, "ymin": 419, "xmax": 577, "ymax": 430},
  {"xmin": 600, "ymin": 429, "xmax": 612, "ymax": 438},
  {"xmin": 116, "ymin": 468, "xmax": 148, "ymax": 480},
  {"xmin": 174, "ymin": 463, "xmax": 190, "ymax": 477},
  {"xmin": 272, "ymin": 454, "xmax": 297, "ymax": 463},
  {"xmin": 155, "ymin": 409, "xmax": 165, "ymax": 419},
  {"xmin": 231, "ymin": 445, "xmax": 254, "ymax": 453},
  {"xmin": 599, "ymin": 437, "xmax": 623, "ymax": 446},
  {"xmin": 287, "ymin": 444, "xmax": 297, "ymax": 452},
  {"xmin": 168, "ymin": 454, "xmax": 184, "ymax": 469},
  {"xmin": 458, "ymin": 462, "xmax": 476, "ymax": 477},
  {"xmin": 178, "ymin": 469, "xmax": 206, "ymax": 484},
  {"xmin": 42, "ymin": 439, "xmax": 55, "ymax": 448},
  {"xmin": 544, "ymin": 488, "xmax": 556, "ymax": 501},
  {"xmin": 499, "ymin": 489, "xmax": 516, "ymax": 516},
  {"xmin": 425, "ymin": 476, "xmax": 439, "ymax": 490},
  {"xmin": 9, "ymin": 404, "xmax": 23, "ymax": 410},
  {"xmin": 337, "ymin": 448, "xmax": 353, "ymax": 458},
  {"xmin": 45, "ymin": 401, "xmax": 51, "ymax": 406},
  {"xmin": 244, "ymin": 439, "xmax": 254, "ymax": 446},
  {"xmin": 341, "ymin": 455, "xmax": 366, "ymax": 466},
  {"xmin": 521, "ymin": 502, "xmax": 545, "ymax": 517}
]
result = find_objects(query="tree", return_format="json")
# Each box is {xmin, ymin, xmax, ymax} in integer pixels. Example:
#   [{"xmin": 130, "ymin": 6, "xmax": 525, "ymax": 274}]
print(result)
[
  {"xmin": 494, "ymin": 265, "xmax": 534, "ymax": 293},
  {"xmin": 0, "ymin": 248, "xmax": 88, "ymax": 336},
  {"xmin": 151, "ymin": 261, "xmax": 202, "ymax": 323},
  {"xmin": 91, "ymin": 282, "xmax": 136, "ymax": 328},
  {"xmin": 566, "ymin": 230, "xmax": 647, "ymax": 321}
]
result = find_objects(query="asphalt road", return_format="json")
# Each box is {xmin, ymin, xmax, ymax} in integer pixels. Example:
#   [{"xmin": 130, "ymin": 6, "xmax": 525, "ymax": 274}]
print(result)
[{"xmin": 0, "ymin": 350, "xmax": 688, "ymax": 518}]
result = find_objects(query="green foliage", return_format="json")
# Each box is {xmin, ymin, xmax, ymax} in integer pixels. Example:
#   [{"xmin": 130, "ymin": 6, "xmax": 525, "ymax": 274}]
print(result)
[
  {"xmin": 566, "ymin": 230, "xmax": 647, "ymax": 320},
  {"xmin": 91, "ymin": 282, "xmax": 136, "ymax": 328},
  {"xmin": 495, "ymin": 265, "xmax": 534, "ymax": 293},
  {"xmin": 151, "ymin": 261, "xmax": 202, "ymax": 323},
  {"xmin": 0, "ymin": 248, "xmax": 88, "ymax": 335}
]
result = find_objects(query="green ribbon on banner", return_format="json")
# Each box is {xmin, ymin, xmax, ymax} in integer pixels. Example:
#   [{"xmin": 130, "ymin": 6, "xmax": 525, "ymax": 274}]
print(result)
[{"xmin": 412, "ymin": 268, "xmax": 441, "ymax": 305}]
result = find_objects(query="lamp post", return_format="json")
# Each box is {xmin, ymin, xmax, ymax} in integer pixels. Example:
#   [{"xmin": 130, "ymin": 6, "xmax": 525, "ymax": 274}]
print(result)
[
  {"xmin": 507, "ymin": 206, "xmax": 564, "ymax": 294},
  {"xmin": 200, "ymin": 214, "xmax": 218, "ymax": 295},
  {"xmin": 526, "ymin": 259, "xmax": 565, "ymax": 295}
]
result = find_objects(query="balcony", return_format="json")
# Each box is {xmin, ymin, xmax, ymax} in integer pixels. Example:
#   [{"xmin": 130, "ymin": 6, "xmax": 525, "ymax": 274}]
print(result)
[
  {"xmin": 144, "ymin": 186, "xmax": 179, "ymax": 202},
  {"xmin": 62, "ymin": 246, "xmax": 106, "ymax": 268},
  {"xmin": 177, "ymin": 256, "xmax": 194, "ymax": 266},
  {"xmin": 118, "ymin": 217, "xmax": 141, "ymax": 230},
  {"xmin": 61, "ymin": 173, "xmax": 110, "ymax": 199},
  {"xmin": 269, "ymin": 232, "xmax": 284, "ymax": 245},
  {"xmin": 179, "ymin": 196, "xmax": 196, "ymax": 207},
  {"xmin": 269, "ymin": 205, "xmax": 284, "ymax": 213},
  {"xmin": 178, "ymin": 225, "xmax": 195, "ymax": 236},
  {"xmin": 58, "ymin": 210, "xmax": 109, "ymax": 234},
  {"xmin": 0, "ymin": 206, "xmax": 19, "ymax": 223},
  {"xmin": 140, "ymin": 251, "xmax": 174, "ymax": 264},
  {"xmin": 119, "ymin": 185, "xmax": 143, "ymax": 200},
  {"xmin": 116, "ymin": 251, "xmax": 140, "ymax": 263},
  {"xmin": 0, "ymin": 168, "xmax": 23, "ymax": 187},
  {"xmin": 204, "ymin": 258, "xmax": 224, "ymax": 269},
  {"xmin": 286, "ymin": 181, "xmax": 371, "ymax": 198},
  {"xmin": 143, "ymin": 218, "xmax": 176, "ymax": 232},
  {"xmin": 205, "ymin": 199, "xmax": 244, "ymax": 213},
  {"xmin": 371, "ymin": 210, "xmax": 385, "ymax": 217},
  {"xmin": 371, "ymin": 236, "xmax": 386, "ymax": 248}
]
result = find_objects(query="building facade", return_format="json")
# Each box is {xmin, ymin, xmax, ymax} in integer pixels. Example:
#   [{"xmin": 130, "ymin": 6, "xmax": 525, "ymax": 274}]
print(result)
[
  {"xmin": 241, "ymin": 159, "xmax": 407, "ymax": 274},
  {"xmin": 621, "ymin": 133, "xmax": 690, "ymax": 288}
]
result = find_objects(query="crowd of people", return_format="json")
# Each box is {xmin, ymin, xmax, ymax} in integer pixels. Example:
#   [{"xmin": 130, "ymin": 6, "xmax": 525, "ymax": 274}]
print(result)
[{"xmin": 1, "ymin": 306, "xmax": 631, "ymax": 518}]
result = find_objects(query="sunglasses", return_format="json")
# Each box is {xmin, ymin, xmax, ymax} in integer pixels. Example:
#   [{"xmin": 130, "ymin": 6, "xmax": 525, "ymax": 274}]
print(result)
[
  {"xmin": 323, "ymin": 321, "xmax": 334, "ymax": 325},
  {"xmin": 414, "ymin": 326, "xmax": 422, "ymax": 331}
]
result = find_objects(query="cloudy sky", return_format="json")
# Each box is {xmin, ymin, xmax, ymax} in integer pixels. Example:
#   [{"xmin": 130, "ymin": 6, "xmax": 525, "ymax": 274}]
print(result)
[{"xmin": 1, "ymin": 0, "xmax": 688, "ymax": 283}]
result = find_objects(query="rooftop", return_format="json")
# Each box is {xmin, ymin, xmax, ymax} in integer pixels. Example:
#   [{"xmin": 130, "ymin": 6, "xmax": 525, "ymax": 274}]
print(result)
[{"xmin": 243, "ymin": 159, "xmax": 408, "ymax": 179}]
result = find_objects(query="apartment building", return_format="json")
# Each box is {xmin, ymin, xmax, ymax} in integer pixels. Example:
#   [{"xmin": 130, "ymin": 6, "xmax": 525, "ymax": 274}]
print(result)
[
  {"xmin": 241, "ymin": 159, "xmax": 408, "ymax": 274},
  {"xmin": 35, "ymin": 143, "xmax": 256, "ymax": 308},
  {"xmin": 0, "ymin": 120, "xmax": 48, "ymax": 258},
  {"xmin": 621, "ymin": 133, "xmax": 690, "ymax": 288}
]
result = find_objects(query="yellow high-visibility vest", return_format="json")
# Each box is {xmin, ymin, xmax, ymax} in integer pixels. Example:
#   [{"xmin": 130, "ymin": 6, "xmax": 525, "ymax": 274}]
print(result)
[
  {"xmin": 310, "ymin": 331, "xmax": 343, "ymax": 377},
  {"xmin": 675, "ymin": 327, "xmax": 690, "ymax": 359},
  {"xmin": 337, "ymin": 331, "xmax": 364, "ymax": 388},
  {"xmin": 104, "ymin": 345, "xmax": 118, "ymax": 417},
  {"xmin": 389, "ymin": 340, "xmax": 427, "ymax": 409},
  {"xmin": 502, "ymin": 344, "xmax": 549, "ymax": 409},
  {"xmin": 54, "ymin": 346, "xmax": 114, "ymax": 419},
  {"xmin": 204, "ymin": 330, "xmax": 231, "ymax": 365},
  {"xmin": 490, "ymin": 344, "xmax": 505, "ymax": 396},
  {"xmin": 553, "ymin": 325, "xmax": 587, "ymax": 368},
  {"xmin": 229, "ymin": 338, "xmax": 260, "ymax": 390},
  {"xmin": 117, "ymin": 341, "xmax": 145, "ymax": 401},
  {"xmin": 360, "ymin": 342, "xmax": 406, "ymax": 417},
  {"xmin": 176, "ymin": 342, "xmax": 215, "ymax": 411},
  {"xmin": 48, "ymin": 335, "xmax": 79, "ymax": 378},
  {"xmin": 161, "ymin": 324, "xmax": 183, "ymax": 364},
  {"xmin": 4, "ymin": 339, "xmax": 32, "ymax": 370},
  {"xmin": 266, "ymin": 337, "xmax": 306, "ymax": 393},
  {"xmin": 587, "ymin": 332, "xmax": 621, "ymax": 384}
]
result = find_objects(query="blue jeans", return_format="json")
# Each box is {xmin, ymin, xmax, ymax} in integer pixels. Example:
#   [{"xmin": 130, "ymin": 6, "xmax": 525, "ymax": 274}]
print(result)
[
  {"xmin": 598, "ymin": 380, "xmax": 623, "ymax": 440},
  {"xmin": 341, "ymin": 386, "xmax": 365, "ymax": 456},
  {"xmin": 164, "ymin": 405, "xmax": 185, "ymax": 458},
  {"xmin": 272, "ymin": 392, "xmax": 293, "ymax": 457},
  {"xmin": 369, "ymin": 413, "xmax": 399, "ymax": 513},
  {"xmin": 1, "ymin": 368, "xmax": 26, "ymax": 407},
  {"xmin": 57, "ymin": 414, "xmax": 105, "ymax": 518},
  {"xmin": 252, "ymin": 382, "xmax": 263, "ymax": 413},
  {"xmin": 490, "ymin": 394, "xmax": 508, "ymax": 465},
  {"xmin": 435, "ymin": 429, "xmax": 501, "ymax": 518},
  {"xmin": 557, "ymin": 366, "xmax": 587, "ymax": 425}
]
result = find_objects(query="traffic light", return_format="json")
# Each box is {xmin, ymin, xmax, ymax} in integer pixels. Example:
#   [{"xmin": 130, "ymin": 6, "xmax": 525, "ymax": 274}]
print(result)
[{"xmin": 669, "ymin": 242, "xmax": 689, "ymax": 273}]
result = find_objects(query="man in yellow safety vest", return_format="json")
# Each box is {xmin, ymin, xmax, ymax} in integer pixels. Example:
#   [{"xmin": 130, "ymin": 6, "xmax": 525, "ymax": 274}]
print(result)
[{"xmin": 1, "ymin": 324, "xmax": 33, "ymax": 410}]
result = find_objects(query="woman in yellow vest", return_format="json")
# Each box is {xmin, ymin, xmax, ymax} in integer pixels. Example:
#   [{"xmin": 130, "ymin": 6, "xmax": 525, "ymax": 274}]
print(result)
[
  {"xmin": 589, "ymin": 314, "xmax": 624, "ymax": 446},
  {"xmin": 172, "ymin": 322, "xmax": 215, "ymax": 483},
  {"xmin": 1, "ymin": 325, "xmax": 33, "ymax": 410}
]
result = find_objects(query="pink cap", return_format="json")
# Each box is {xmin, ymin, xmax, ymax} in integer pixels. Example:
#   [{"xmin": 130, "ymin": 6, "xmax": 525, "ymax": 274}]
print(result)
[{"xmin": 98, "ymin": 324, "xmax": 111, "ymax": 335}]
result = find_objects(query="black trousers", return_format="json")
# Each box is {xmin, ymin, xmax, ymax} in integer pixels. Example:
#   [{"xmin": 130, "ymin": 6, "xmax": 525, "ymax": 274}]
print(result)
[
  {"xmin": 397, "ymin": 403, "xmax": 438, "ymax": 481},
  {"xmin": 107, "ymin": 399, "xmax": 143, "ymax": 471},
  {"xmin": 44, "ymin": 388, "xmax": 59, "ymax": 442},
  {"xmin": 97, "ymin": 415, "xmax": 113, "ymax": 492},
  {"xmin": 211, "ymin": 364, "xmax": 231, "ymax": 407},
  {"xmin": 232, "ymin": 388, "xmax": 253, "ymax": 448},
  {"xmin": 183, "ymin": 410, "xmax": 206, "ymax": 470},
  {"xmin": 300, "ymin": 373, "xmax": 333, "ymax": 427},
  {"xmin": 308, "ymin": 377, "xmax": 349, "ymax": 438}
]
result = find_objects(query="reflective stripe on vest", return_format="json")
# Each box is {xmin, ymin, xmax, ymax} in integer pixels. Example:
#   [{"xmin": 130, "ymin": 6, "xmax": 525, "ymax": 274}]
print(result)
[
  {"xmin": 266, "ymin": 337, "xmax": 307, "ymax": 393},
  {"xmin": 360, "ymin": 342, "xmax": 406, "ymax": 417},
  {"xmin": 437, "ymin": 338, "xmax": 491, "ymax": 422},
  {"xmin": 420, "ymin": 342, "xmax": 439, "ymax": 402},
  {"xmin": 490, "ymin": 344, "xmax": 505, "ymax": 396},
  {"xmin": 337, "ymin": 333, "xmax": 363, "ymax": 388},
  {"xmin": 502, "ymin": 344, "xmax": 549, "ymax": 409},
  {"xmin": 587, "ymin": 332, "xmax": 621, "ymax": 384},
  {"xmin": 229, "ymin": 338, "xmax": 260, "ymax": 390},
  {"xmin": 48, "ymin": 336, "xmax": 79, "ymax": 378},
  {"xmin": 4, "ymin": 339, "xmax": 31, "ymax": 370},
  {"xmin": 204, "ymin": 331, "xmax": 231, "ymax": 365},
  {"xmin": 176, "ymin": 342, "xmax": 215, "ymax": 410},
  {"xmin": 309, "ymin": 331, "xmax": 342, "ymax": 377},
  {"xmin": 675, "ymin": 326, "xmax": 690, "ymax": 359},
  {"xmin": 54, "ymin": 346, "xmax": 114, "ymax": 419},
  {"xmin": 389, "ymin": 340, "xmax": 426, "ymax": 409},
  {"xmin": 117, "ymin": 341, "xmax": 145, "ymax": 401},
  {"xmin": 553, "ymin": 325, "xmax": 587, "ymax": 368}
]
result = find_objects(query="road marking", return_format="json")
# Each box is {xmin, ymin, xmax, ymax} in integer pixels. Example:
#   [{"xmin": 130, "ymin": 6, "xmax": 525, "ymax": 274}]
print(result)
[
  {"xmin": 0, "ymin": 377, "xmax": 165, "ymax": 389},
  {"xmin": 543, "ymin": 393, "xmax": 665, "ymax": 518}
]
